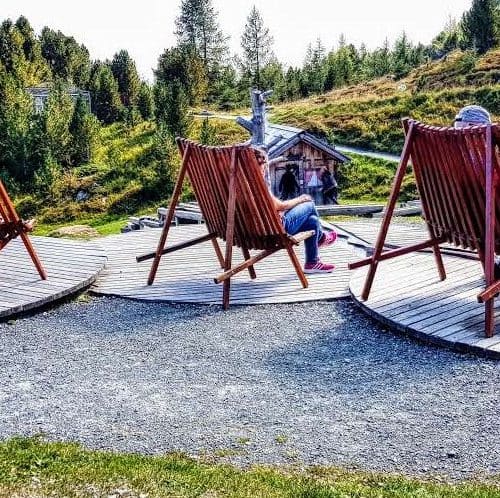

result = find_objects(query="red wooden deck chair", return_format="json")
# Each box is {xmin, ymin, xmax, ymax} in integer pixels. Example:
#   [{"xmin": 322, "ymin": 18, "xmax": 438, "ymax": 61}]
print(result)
[
  {"xmin": 136, "ymin": 138, "xmax": 314, "ymax": 309},
  {"xmin": 349, "ymin": 119, "xmax": 500, "ymax": 337},
  {"xmin": 0, "ymin": 179, "xmax": 47, "ymax": 279}
]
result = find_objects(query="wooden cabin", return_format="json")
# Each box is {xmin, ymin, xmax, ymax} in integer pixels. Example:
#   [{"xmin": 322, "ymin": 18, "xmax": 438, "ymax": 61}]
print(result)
[
  {"xmin": 237, "ymin": 121, "xmax": 350, "ymax": 204},
  {"xmin": 26, "ymin": 85, "xmax": 91, "ymax": 113}
]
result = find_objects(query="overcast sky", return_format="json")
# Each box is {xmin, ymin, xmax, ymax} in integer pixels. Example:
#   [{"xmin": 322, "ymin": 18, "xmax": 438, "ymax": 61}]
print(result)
[{"xmin": 1, "ymin": 0, "xmax": 472, "ymax": 81}]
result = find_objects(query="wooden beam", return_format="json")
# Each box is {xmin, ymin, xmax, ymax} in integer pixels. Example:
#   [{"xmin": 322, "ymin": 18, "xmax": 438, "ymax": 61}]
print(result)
[
  {"xmin": 136, "ymin": 232, "xmax": 217, "ymax": 263},
  {"xmin": 349, "ymin": 237, "xmax": 446, "ymax": 270},
  {"xmin": 214, "ymin": 248, "xmax": 278, "ymax": 284},
  {"xmin": 222, "ymin": 147, "xmax": 239, "ymax": 309}
]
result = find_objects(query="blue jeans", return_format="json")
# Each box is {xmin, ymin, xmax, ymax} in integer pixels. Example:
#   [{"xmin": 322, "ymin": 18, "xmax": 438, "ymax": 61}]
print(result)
[{"xmin": 282, "ymin": 201, "xmax": 323, "ymax": 264}]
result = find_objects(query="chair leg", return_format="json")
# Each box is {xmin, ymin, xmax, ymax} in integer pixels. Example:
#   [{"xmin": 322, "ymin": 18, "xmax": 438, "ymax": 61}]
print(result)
[
  {"xmin": 20, "ymin": 231, "xmax": 47, "ymax": 280},
  {"xmin": 432, "ymin": 244, "xmax": 446, "ymax": 281},
  {"xmin": 286, "ymin": 245, "xmax": 308, "ymax": 289},
  {"xmin": 212, "ymin": 238, "xmax": 225, "ymax": 269},
  {"xmin": 242, "ymin": 247, "xmax": 256, "ymax": 279},
  {"xmin": 361, "ymin": 262, "xmax": 379, "ymax": 301},
  {"xmin": 485, "ymin": 298, "xmax": 495, "ymax": 338},
  {"xmin": 223, "ymin": 277, "xmax": 231, "ymax": 310}
]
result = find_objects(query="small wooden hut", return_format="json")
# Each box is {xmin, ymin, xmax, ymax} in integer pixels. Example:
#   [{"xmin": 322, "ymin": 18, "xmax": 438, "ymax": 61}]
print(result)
[
  {"xmin": 236, "ymin": 90, "xmax": 349, "ymax": 204},
  {"xmin": 237, "ymin": 120, "xmax": 350, "ymax": 204}
]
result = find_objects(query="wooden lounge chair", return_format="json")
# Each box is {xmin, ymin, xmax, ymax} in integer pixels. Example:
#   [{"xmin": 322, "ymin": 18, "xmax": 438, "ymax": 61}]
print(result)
[
  {"xmin": 349, "ymin": 119, "xmax": 500, "ymax": 337},
  {"xmin": 137, "ymin": 139, "xmax": 314, "ymax": 309},
  {"xmin": 0, "ymin": 179, "xmax": 47, "ymax": 279}
]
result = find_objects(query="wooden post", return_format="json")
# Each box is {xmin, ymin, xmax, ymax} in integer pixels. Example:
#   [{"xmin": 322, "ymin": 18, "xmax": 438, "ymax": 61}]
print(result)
[
  {"xmin": 147, "ymin": 145, "xmax": 192, "ymax": 286},
  {"xmin": 360, "ymin": 121, "xmax": 415, "ymax": 301},
  {"xmin": 242, "ymin": 247, "xmax": 257, "ymax": 279},
  {"xmin": 236, "ymin": 89, "xmax": 273, "ymax": 147},
  {"xmin": 484, "ymin": 124, "xmax": 495, "ymax": 337},
  {"xmin": 222, "ymin": 147, "xmax": 239, "ymax": 309}
]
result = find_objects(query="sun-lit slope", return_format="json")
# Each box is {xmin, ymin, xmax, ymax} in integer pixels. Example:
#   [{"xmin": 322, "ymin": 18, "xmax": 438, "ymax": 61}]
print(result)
[{"xmin": 270, "ymin": 50, "xmax": 500, "ymax": 153}]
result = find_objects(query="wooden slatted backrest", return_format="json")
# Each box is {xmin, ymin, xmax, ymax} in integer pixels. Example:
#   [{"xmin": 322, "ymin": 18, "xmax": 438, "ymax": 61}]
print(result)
[
  {"xmin": 404, "ymin": 119, "xmax": 500, "ymax": 252},
  {"xmin": 176, "ymin": 138, "xmax": 288, "ymax": 250}
]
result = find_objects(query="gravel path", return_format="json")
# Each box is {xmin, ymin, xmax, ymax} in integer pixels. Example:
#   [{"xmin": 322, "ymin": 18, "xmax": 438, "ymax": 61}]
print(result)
[{"xmin": 1, "ymin": 296, "xmax": 499, "ymax": 480}]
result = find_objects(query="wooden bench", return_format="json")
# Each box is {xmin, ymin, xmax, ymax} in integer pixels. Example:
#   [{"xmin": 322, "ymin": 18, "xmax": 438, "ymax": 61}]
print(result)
[{"xmin": 137, "ymin": 139, "xmax": 314, "ymax": 309}]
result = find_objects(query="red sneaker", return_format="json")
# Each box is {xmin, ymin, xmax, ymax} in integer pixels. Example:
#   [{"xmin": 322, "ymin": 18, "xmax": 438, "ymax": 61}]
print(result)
[
  {"xmin": 304, "ymin": 260, "xmax": 335, "ymax": 274},
  {"xmin": 319, "ymin": 230, "xmax": 337, "ymax": 248}
]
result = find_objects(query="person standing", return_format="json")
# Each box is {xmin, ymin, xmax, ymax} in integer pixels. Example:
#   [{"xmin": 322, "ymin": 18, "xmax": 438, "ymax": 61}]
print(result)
[
  {"xmin": 320, "ymin": 167, "xmax": 338, "ymax": 205},
  {"xmin": 279, "ymin": 164, "xmax": 300, "ymax": 200}
]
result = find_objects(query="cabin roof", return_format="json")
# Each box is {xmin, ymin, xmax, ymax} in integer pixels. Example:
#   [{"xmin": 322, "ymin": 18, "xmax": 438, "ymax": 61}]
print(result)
[
  {"xmin": 26, "ymin": 86, "xmax": 91, "ymax": 98},
  {"xmin": 238, "ymin": 120, "xmax": 350, "ymax": 163}
]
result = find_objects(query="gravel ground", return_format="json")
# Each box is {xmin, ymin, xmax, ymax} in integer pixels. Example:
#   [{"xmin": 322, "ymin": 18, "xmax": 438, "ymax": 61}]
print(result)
[{"xmin": 1, "ymin": 296, "xmax": 499, "ymax": 481}]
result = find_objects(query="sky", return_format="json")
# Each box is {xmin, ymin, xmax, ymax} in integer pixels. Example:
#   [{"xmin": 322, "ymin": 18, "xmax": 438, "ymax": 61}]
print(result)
[{"xmin": 1, "ymin": 0, "xmax": 473, "ymax": 81}]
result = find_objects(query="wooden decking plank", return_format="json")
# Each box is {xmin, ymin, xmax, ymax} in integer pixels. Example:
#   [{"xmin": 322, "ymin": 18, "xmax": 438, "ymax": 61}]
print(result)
[
  {"xmin": 349, "ymin": 243, "xmax": 500, "ymax": 358},
  {"xmin": 380, "ymin": 275, "xmax": 482, "ymax": 319},
  {"xmin": 93, "ymin": 225, "xmax": 354, "ymax": 304},
  {"xmin": 0, "ymin": 236, "xmax": 106, "ymax": 319}
]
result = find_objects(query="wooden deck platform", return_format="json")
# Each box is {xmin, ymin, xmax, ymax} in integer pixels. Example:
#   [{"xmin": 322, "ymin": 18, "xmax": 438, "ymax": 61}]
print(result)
[
  {"xmin": 0, "ymin": 236, "xmax": 106, "ymax": 319},
  {"xmin": 92, "ymin": 225, "xmax": 355, "ymax": 305},
  {"xmin": 350, "ymin": 252, "xmax": 500, "ymax": 358}
]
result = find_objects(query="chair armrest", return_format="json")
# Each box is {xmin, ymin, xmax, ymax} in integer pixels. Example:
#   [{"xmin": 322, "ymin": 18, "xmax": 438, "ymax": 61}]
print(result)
[{"xmin": 288, "ymin": 230, "xmax": 315, "ymax": 245}]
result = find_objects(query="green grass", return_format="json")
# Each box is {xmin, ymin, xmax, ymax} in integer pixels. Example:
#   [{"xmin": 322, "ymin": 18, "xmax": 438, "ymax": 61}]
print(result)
[
  {"xmin": 14, "ymin": 49, "xmax": 499, "ymax": 231},
  {"xmin": 269, "ymin": 49, "xmax": 500, "ymax": 154},
  {"xmin": 1, "ymin": 437, "xmax": 499, "ymax": 498},
  {"xmin": 34, "ymin": 214, "xmax": 130, "ymax": 237}
]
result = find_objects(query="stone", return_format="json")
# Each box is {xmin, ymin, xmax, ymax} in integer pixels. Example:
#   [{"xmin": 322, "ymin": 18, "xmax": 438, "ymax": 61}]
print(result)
[{"xmin": 75, "ymin": 190, "xmax": 90, "ymax": 202}]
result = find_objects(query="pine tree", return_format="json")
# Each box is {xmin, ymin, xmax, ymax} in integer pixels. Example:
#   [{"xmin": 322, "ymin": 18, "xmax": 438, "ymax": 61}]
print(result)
[
  {"xmin": 137, "ymin": 81, "xmax": 154, "ymax": 120},
  {"xmin": 240, "ymin": 6, "xmax": 274, "ymax": 88},
  {"xmin": 199, "ymin": 117, "xmax": 216, "ymax": 145},
  {"xmin": 89, "ymin": 63, "xmax": 124, "ymax": 124},
  {"xmin": 461, "ymin": 0, "xmax": 499, "ymax": 53},
  {"xmin": 14, "ymin": 16, "xmax": 51, "ymax": 85},
  {"xmin": 284, "ymin": 67, "xmax": 301, "ymax": 101},
  {"xmin": 302, "ymin": 39, "xmax": 326, "ymax": 94},
  {"xmin": 69, "ymin": 96, "xmax": 100, "ymax": 166},
  {"xmin": 260, "ymin": 60, "xmax": 286, "ymax": 99},
  {"xmin": 154, "ymin": 80, "xmax": 192, "ymax": 137},
  {"xmin": 110, "ymin": 49, "xmax": 140, "ymax": 108},
  {"xmin": 175, "ymin": 0, "xmax": 228, "ymax": 75},
  {"xmin": 155, "ymin": 45, "xmax": 207, "ymax": 106},
  {"xmin": 431, "ymin": 17, "xmax": 461, "ymax": 57},
  {"xmin": 42, "ymin": 83, "xmax": 74, "ymax": 166},
  {"xmin": 371, "ymin": 38, "xmax": 392, "ymax": 77},
  {"xmin": 0, "ymin": 74, "xmax": 36, "ymax": 183},
  {"xmin": 393, "ymin": 32, "xmax": 412, "ymax": 79},
  {"xmin": 40, "ymin": 27, "xmax": 91, "ymax": 87},
  {"xmin": 0, "ymin": 18, "xmax": 50, "ymax": 86}
]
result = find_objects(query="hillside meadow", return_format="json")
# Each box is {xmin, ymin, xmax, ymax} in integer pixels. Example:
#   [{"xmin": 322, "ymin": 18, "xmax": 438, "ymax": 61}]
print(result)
[
  {"xmin": 18, "ymin": 49, "xmax": 500, "ymax": 234},
  {"xmin": 271, "ymin": 50, "xmax": 500, "ymax": 153}
]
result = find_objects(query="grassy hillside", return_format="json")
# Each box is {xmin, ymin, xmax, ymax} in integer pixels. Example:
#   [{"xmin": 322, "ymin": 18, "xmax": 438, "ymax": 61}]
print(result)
[
  {"xmin": 18, "ymin": 118, "xmax": 248, "ymax": 234},
  {"xmin": 19, "ymin": 49, "xmax": 499, "ymax": 233},
  {"xmin": 271, "ymin": 50, "xmax": 500, "ymax": 153}
]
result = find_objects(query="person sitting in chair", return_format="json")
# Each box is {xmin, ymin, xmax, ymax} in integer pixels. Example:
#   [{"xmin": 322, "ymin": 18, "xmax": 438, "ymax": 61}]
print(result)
[
  {"xmin": 454, "ymin": 105, "xmax": 499, "ymax": 278},
  {"xmin": 254, "ymin": 148, "xmax": 337, "ymax": 274},
  {"xmin": 454, "ymin": 105, "xmax": 491, "ymax": 128}
]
